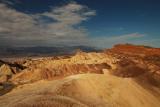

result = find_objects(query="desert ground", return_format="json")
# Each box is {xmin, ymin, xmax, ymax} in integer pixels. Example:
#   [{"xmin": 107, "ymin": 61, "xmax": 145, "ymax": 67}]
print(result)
[{"xmin": 0, "ymin": 44, "xmax": 160, "ymax": 107}]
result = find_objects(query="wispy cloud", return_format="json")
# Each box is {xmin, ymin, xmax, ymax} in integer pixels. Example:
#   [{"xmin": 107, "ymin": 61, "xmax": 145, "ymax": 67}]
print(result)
[
  {"xmin": 0, "ymin": 1, "xmax": 159, "ymax": 49},
  {"xmin": 0, "ymin": 2, "xmax": 96, "ymax": 47},
  {"xmin": 91, "ymin": 33, "xmax": 146, "ymax": 48},
  {"xmin": 0, "ymin": 0, "xmax": 21, "ymax": 5}
]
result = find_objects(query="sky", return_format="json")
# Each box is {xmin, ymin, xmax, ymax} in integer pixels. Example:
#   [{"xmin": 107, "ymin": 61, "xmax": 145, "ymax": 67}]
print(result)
[{"xmin": 0, "ymin": 0, "xmax": 160, "ymax": 48}]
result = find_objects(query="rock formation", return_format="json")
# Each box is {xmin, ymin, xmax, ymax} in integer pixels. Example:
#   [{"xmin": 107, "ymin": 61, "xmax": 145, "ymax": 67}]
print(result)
[{"xmin": 0, "ymin": 44, "xmax": 160, "ymax": 107}]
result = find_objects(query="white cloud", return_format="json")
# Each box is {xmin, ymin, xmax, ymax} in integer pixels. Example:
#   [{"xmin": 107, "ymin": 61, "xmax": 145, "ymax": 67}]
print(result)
[
  {"xmin": 0, "ymin": 2, "xmax": 96, "ymax": 47},
  {"xmin": 42, "ymin": 2, "xmax": 96, "ymax": 25},
  {"xmin": 0, "ymin": 2, "xmax": 158, "ymax": 49}
]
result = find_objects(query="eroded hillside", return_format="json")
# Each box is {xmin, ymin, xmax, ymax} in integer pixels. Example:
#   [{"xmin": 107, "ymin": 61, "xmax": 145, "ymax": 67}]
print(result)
[{"xmin": 0, "ymin": 44, "xmax": 160, "ymax": 107}]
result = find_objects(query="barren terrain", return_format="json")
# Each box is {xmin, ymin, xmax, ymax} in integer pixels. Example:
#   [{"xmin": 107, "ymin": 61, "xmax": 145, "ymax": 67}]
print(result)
[{"xmin": 0, "ymin": 44, "xmax": 160, "ymax": 107}]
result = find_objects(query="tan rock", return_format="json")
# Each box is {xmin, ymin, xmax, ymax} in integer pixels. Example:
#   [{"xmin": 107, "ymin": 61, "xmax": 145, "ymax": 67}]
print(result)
[
  {"xmin": 0, "ymin": 64, "xmax": 13, "ymax": 76},
  {"xmin": 0, "ymin": 75, "xmax": 8, "ymax": 83}
]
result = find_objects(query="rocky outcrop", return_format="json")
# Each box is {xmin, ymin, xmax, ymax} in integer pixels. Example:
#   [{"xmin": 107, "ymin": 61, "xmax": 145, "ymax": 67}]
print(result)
[
  {"xmin": 0, "ymin": 44, "xmax": 160, "ymax": 107},
  {"xmin": 109, "ymin": 44, "xmax": 160, "ymax": 56},
  {"xmin": 0, "ymin": 76, "xmax": 9, "ymax": 83},
  {"xmin": 11, "ymin": 62, "xmax": 111, "ymax": 84},
  {"xmin": 0, "ymin": 59, "xmax": 27, "ymax": 83},
  {"xmin": 104, "ymin": 44, "xmax": 160, "ymax": 95},
  {"xmin": 0, "ymin": 44, "xmax": 160, "ymax": 87},
  {"xmin": 0, "ymin": 64, "xmax": 13, "ymax": 76},
  {"xmin": 0, "ymin": 44, "xmax": 158, "ymax": 86},
  {"xmin": 109, "ymin": 59, "xmax": 148, "ymax": 77}
]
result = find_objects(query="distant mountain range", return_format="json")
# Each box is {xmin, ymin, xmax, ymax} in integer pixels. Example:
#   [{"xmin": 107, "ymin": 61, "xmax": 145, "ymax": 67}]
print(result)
[{"xmin": 0, "ymin": 46, "xmax": 99, "ymax": 57}]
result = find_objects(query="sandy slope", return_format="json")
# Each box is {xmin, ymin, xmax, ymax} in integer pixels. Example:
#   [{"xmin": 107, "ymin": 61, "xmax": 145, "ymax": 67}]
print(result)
[{"xmin": 0, "ymin": 73, "xmax": 160, "ymax": 107}]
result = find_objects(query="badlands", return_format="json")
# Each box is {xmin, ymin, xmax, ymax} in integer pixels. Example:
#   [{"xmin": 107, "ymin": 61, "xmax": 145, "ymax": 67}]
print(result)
[{"xmin": 0, "ymin": 44, "xmax": 160, "ymax": 107}]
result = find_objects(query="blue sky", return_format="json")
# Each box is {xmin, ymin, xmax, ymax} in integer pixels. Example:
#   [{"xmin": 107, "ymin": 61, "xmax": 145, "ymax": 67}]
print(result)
[{"xmin": 0, "ymin": 0, "xmax": 160, "ymax": 48}]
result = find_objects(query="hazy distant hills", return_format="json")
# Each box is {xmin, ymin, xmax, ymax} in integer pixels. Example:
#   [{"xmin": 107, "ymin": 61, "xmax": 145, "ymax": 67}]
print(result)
[{"xmin": 0, "ymin": 46, "xmax": 99, "ymax": 57}]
